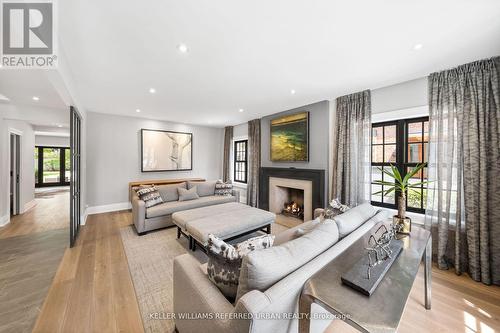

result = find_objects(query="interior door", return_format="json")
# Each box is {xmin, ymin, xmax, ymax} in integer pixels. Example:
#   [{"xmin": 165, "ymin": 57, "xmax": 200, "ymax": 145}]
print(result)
[
  {"xmin": 70, "ymin": 107, "xmax": 82, "ymax": 247},
  {"xmin": 10, "ymin": 133, "xmax": 20, "ymax": 216}
]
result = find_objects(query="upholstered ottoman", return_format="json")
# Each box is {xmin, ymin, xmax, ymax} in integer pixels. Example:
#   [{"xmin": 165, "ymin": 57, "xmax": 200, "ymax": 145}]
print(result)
[{"xmin": 172, "ymin": 202, "xmax": 276, "ymax": 251}]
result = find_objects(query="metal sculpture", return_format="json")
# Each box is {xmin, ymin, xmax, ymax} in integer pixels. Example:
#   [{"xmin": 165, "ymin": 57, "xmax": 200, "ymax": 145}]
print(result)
[{"xmin": 365, "ymin": 224, "xmax": 402, "ymax": 279}]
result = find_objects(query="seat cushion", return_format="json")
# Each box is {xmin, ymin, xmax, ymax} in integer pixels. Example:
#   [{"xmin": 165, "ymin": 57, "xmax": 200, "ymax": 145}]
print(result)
[
  {"xmin": 186, "ymin": 207, "xmax": 275, "ymax": 245},
  {"xmin": 172, "ymin": 202, "xmax": 246, "ymax": 230},
  {"xmin": 333, "ymin": 203, "xmax": 377, "ymax": 238},
  {"xmin": 146, "ymin": 196, "xmax": 236, "ymax": 219},
  {"xmin": 236, "ymin": 221, "xmax": 339, "ymax": 302},
  {"xmin": 157, "ymin": 182, "xmax": 186, "ymax": 202}
]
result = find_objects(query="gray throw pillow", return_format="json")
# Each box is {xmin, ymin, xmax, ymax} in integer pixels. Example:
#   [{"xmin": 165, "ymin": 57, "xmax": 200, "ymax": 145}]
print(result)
[
  {"xmin": 333, "ymin": 203, "xmax": 377, "ymax": 238},
  {"xmin": 193, "ymin": 181, "xmax": 217, "ymax": 197},
  {"xmin": 207, "ymin": 234, "xmax": 275, "ymax": 301},
  {"xmin": 215, "ymin": 180, "xmax": 233, "ymax": 196},
  {"xmin": 178, "ymin": 186, "xmax": 199, "ymax": 201},
  {"xmin": 157, "ymin": 182, "xmax": 186, "ymax": 202},
  {"xmin": 136, "ymin": 186, "xmax": 163, "ymax": 208}
]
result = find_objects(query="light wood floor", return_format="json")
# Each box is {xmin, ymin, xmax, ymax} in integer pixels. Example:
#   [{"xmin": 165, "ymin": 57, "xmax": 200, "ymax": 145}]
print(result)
[
  {"xmin": 35, "ymin": 210, "xmax": 500, "ymax": 333},
  {"xmin": 0, "ymin": 188, "xmax": 69, "ymax": 239}
]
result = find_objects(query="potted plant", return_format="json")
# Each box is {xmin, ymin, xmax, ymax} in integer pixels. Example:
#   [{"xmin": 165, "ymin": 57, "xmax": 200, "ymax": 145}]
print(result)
[{"xmin": 372, "ymin": 163, "xmax": 427, "ymax": 234}]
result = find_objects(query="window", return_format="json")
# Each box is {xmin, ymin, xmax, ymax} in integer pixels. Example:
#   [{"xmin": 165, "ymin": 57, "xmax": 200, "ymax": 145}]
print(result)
[
  {"xmin": 35, "ymin": 146, "xmax": 71, "ymax": 187},
  {"xmin": 371, "ymin": 117, "xmax": 429, "ymax": 213},
  {"xmin": 234, "ymin": 140, "xmax": 248, "ymax": 183}
]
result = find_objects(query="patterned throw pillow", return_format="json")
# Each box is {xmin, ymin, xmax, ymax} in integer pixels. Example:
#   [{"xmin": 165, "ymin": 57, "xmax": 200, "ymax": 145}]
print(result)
[
  {"xmin": 206, "ymin": 233, "xmax": 275, "ymax": 301},
  {"xmin": 215, "ymin": 180, "xmax": 233, "ymax": 196},
  {"xmin": 322, "ymin": 198, "xmax": 350, "ymax": 219},
  {"xmin": 136, "ymin": 186, "xmax": 163, "ymax": 208}
]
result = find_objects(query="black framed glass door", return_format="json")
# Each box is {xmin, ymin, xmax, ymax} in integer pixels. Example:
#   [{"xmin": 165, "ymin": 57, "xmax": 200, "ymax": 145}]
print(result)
[
  {"xmin": 70, "ymin": 106, "xmax": 82, "ymax": 247},
  {"xmin": 35, "ymin": 146, "xmax": 70, "ymax": 187}
]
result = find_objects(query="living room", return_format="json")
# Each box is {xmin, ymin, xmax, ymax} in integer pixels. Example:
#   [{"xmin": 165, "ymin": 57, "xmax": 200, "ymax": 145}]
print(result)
[{"xmin": 0, "ymin": 1, "xmax": 499, "ymax": 333}]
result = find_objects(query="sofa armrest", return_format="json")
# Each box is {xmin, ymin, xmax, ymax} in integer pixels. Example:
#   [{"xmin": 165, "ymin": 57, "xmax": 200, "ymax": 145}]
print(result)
[
  {"xmin": 232, "ymin": 189, "xmax": 241, "ymax": 203},
  {"xmin": 173, "ymin": 254, "xmax": 249, "ymax": 333},
  {"xmin": 131, "ymin": 192, "xmax": 146, "ymax": 233}
]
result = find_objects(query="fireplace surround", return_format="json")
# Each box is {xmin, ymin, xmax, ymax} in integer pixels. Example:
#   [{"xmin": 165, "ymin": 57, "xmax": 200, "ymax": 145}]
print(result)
[{"xmin": 259, "ymin": 167, "xmax": 325, "ymax": 219}]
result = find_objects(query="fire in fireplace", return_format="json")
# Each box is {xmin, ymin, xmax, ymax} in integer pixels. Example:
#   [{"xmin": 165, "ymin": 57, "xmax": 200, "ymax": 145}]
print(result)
[{"xmin": 282, "ymin": 201, "xmax": 304, "ymax": 220}]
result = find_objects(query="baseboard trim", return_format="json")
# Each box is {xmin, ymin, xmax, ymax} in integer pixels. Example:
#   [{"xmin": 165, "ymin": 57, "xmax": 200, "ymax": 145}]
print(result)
[
  {"xmin": 0, "ymin": 214, "xmax": 9, "ymax": 227},
  {"xmin": 85, "ymin": 202, "xmax": 132, "ymax": 217},
  {"xmin": 23, "ymin": 199, "xmax": 36, "ymax": 213}
]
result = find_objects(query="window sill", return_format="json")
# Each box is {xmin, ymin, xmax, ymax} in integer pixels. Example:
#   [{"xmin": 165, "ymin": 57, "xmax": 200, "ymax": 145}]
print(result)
[{"xmin": 233, "ymin": 182, "xmax": 247, "ymax": 189}]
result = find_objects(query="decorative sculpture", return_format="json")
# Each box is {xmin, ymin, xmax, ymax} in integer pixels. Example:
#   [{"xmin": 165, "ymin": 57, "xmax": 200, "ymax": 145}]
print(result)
[{"xmin": 365, "ymin": 224, "xmax": 402, "ymax": 279}]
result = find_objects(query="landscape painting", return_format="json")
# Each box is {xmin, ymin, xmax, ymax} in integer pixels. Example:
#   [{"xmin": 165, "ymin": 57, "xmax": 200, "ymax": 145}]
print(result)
[
  {"xmin": 141, "ymin": 129, "xmax": 193, "ymax": 171},
  {"xmin": 270, "ymin": 111, "xmax": 309, "ymax": 162}
]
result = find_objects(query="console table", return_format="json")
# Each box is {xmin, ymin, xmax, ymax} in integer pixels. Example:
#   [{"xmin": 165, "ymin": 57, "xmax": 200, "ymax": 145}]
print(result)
[{"xmin": 299, "ymin": 222, "xmax": 431, "ymax": 333}]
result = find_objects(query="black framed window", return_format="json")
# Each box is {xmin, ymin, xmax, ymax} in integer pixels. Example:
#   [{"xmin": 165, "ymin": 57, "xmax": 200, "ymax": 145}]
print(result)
[
  {"xmin": 35, "ymin": 146, "xmax": 71, "ymax": 187},
  {"xmin": 371, "ymin": 117, "xmax": 429, "ymax": 213},
  {"xmin": 234, "ymin": 140, "xmax": 248, "ymax": 183}
]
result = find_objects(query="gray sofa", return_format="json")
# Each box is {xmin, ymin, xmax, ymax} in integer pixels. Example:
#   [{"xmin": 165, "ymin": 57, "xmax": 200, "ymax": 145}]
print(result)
[
  {"xmin": 131, "ymin": 180, "xmax": 240, "ymax": 235},
  {"xmin": 173, "ymin": 203, "xmax": 388, "ymax": 333}
]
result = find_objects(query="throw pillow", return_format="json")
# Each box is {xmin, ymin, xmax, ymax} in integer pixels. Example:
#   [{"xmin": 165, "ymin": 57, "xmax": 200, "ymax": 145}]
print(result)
[
  {"xmin": 136, "ymin": 186, "xmax": 163, "ymax": 208},
  {"xmin": 178, "ymin": 186, "xmax": 200, "ymax": 201},
  {"xmin": 215, "ymin": 180, "xmax": 233, "ymax": 196},
  {"xmin": 322, "ymin": 198, "xmax": 350, "ymax": 220},
  {"xmin": 206, "ymin": 233, "xmax": 275, "ymax": 301}
]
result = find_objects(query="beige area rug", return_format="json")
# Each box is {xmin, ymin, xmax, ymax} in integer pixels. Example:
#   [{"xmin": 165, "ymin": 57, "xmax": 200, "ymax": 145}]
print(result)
[{"xmin": 120, "ymin": 223, "xmax": 288, "ymax": 333}]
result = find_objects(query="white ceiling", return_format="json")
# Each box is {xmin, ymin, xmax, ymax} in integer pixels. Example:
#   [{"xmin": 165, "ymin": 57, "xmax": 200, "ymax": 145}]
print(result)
[
  {"xmin": 0, "ymin": 70, "xmax": 68, "ymax": 111},
  {"xmin": 56, "ymin": 0, "xmax": 500, "ymax": 126}
]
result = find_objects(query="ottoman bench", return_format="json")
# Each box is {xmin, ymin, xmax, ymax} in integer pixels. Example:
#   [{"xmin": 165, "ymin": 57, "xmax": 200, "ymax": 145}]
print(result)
[{"xmin": 172, "ymin": 202, "xmax": 276, "ymax": 251}]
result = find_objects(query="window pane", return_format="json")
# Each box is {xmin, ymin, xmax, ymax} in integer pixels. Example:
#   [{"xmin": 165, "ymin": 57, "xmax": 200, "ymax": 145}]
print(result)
[
  {"xmin": 372, "ymin": 166, "xmax": 382, "ymax": 182},
  {"xmin": 407, "ymin": 188, "xmax": 422, "ymax": 208},
  {"xmin": 65, "ymin": 148, "xmax": 71, "ymax": 182},
  {"xmin": 372, "ymin": 127, "xmax": 383, "ymax": 144},
  {"xmin": 408, "ymin": 122, "xmax": 422, "ymax": 143},
  {"xmin": 423, "ymin": 121, "xmax": 429, "ymax": 142},
  {"xmin": 372, "ymin": 145, "xmax": 383, "ymax": 163},
  {"xmin": 385, "ymin": 189, "xmax": 395, "ymax": 204},
  {"xmin": 371, "ymin": 184, "xmax": 382, "ymax": 202},
  {"xmin": 424, "ymin": 142, "xmax": 428, "ymax": 163},
  {"xmin": 384, "ymin": 125, "xmax": 396, "ymax": 144},
  {"xmin": 408, "ymin": 143, "xmax": 422, "ymax": 163},
  {"xmin": 384, "ymin": 144, "xmax": 396, "ymax": 163},
  {"xmin": 43, "ymin": 148, "xmax": 60, "ymax": 183},
  {"xmin": 382, "ymin": 166, "xmax": 395, "ymax": 184}
]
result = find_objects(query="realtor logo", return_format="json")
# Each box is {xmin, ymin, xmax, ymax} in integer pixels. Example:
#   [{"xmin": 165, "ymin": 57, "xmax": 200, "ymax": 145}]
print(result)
[{"xmin": 1, "ymin": 1, "xmax": 57, "ymax": 68}]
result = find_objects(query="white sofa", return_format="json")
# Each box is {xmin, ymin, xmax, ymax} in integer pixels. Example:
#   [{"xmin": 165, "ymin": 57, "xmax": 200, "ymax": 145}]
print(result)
[{"xmin": 173, "ymin": 204, "xmax": 388, "ymax": 333}]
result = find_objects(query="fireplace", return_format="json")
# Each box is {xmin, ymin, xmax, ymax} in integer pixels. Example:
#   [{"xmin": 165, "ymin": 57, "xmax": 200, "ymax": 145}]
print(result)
[{"xmin": 260, "ymin": 167, "xmax": 325, "ymax": 223}]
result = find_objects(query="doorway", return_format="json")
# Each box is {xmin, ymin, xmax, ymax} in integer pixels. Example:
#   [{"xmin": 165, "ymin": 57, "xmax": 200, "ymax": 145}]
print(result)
[
  {"xmin": 35, "ymin": 146, "xmax": 71, "ymax": 187},
  {"xmin": 9, "ymin": 133, "xmax": 21, "ymax": 216}
]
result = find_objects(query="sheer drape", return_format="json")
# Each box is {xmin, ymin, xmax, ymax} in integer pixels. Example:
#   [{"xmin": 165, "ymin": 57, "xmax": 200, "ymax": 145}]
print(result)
[
  {"xmin": 222, "ymin": 126, "xmax": 233, "ymax": 182},
  {"xmin": 333, "ymin": 90, "xmax": 372, "ymax": 207},
  {"xmin": 425, "ymin": 56, "xmax": 500, "ymax": 285},
  {"xmin": 247, "ymin": 119, "xmax": 261, "ymax": 207}
]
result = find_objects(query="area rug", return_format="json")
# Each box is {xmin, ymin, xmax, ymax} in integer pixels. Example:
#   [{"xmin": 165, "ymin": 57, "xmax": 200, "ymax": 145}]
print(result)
[{"xmin": 120, "ymin": 223, "xmax": 287, "ymax": 333}]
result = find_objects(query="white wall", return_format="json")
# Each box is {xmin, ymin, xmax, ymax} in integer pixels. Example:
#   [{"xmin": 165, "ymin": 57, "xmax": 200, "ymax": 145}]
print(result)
[
  {"xmin": 372, "ymin": 77, "xmax": 427, "ymax": 114},
  {"xmin": 35, "ymin": 135, "xmax": 70, "ymax": 147},
  {"xmin": 86, "ymin": 112, "xmax": 224, "ymax": 208},
  {"xmin": 0, "ymin": 119, "xmax": 36, "ymax": 222}
]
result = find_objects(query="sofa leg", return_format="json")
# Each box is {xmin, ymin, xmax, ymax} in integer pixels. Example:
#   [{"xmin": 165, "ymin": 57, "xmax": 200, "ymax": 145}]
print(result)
[
  {"xmin": 190, "ymin": 237, "xmax": 196, "ymax": 252},
  {"xmin": 266, "ymin": 224, "xmax": 271, "ymax": 234},
  {"xmin": 177, "ymin": 227, "xmax": 181, "ymax": 239},
  {"xmin": 138, "ymin": 231, "xmax": 147, "ymax": 236}
]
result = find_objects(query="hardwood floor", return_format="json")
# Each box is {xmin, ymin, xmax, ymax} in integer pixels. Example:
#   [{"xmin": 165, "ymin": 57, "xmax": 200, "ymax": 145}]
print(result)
[
  {"xmin": 35, "ymin": 210, "xmax": 500, "ymax": 333},
  {"xmin": 0, "ymin": 188, "xmax": 69, "ymax": 239},
  {"xmin": 33, "ymin": 211, "xmax": 144, "ymax": 333}
]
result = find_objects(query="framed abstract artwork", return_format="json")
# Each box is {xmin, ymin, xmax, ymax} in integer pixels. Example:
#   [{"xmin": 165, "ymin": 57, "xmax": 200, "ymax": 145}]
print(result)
[
  {"xmin": 141, "ymin": 129, "xmax": 193, "ymax": 172},
  {"xmin": 270, "ymin": 111, "xmax": 309, "ymax": 162}
]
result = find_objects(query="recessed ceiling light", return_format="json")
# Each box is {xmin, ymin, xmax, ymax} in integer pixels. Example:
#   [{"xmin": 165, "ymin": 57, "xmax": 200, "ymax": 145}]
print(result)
[
  {"xmin": 57, "ymin": 124, "xmax": 63, "ymax": 128},
  {"xmin": 413, "ymin": 43, "xmax": 423, "ymax": 51},
  {"xmin": 32, "ymin": 96, "xmax": 39, "ymax": 101},
  {"xmin": 149, "ymin": 88, "xmax": 156, "ymax": 94},
  {"xmin": 136, "ymin": 109, "xmax": 141, "ymax": 113},
  {"xmin": 290, "ymin": 89, "xmax": 296, "ymax": 95},
  {"xmin": 177, "ymin": 43, "xmax": 189, "ymax": 53},
  {"xmin": 238, "ymin": 108, "xmax": 244, "ymax": 113}
]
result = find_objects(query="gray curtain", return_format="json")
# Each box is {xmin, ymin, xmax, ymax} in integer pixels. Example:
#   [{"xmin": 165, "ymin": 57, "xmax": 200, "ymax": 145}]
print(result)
[
  {"xmin": 223, "ymin": 126, "xmax": 233, "ymax": 182},
  {"xmin": 425, "ymin": 56, "xmax": 500, "ymax": 285},
  {"xmin": 247, "ymin": 119, "xmax": 261, "ymax": 207},
  {"xmin": 333, "ymin": 90, "xmax": 372, "ymax": 207}
]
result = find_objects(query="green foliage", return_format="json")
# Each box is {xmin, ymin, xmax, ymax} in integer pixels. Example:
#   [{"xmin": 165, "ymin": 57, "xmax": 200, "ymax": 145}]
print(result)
[{"xmin": 372, "ymin": 163, "xmax": 428, "ymax": 199}]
